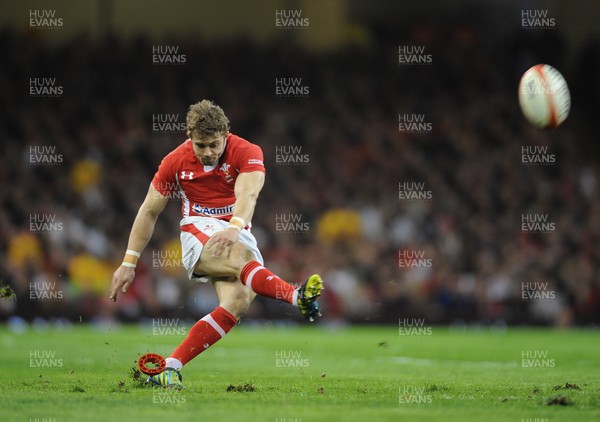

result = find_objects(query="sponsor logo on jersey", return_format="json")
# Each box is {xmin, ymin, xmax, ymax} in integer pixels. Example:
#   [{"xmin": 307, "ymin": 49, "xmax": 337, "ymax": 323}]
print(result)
[
  {"xmin": 192, "ymin": 203, "xmax": 234, "ymax": 216},
  {"xmin": 247, "ymin": 158, "xmax": 263, "ymax": 166},
  {"xmin": 180, "ymin": 171, "xmax": 194, "ymax": 180}
]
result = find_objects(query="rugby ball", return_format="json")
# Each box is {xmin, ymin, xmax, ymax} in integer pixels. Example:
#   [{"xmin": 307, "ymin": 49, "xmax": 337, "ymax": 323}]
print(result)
[{"xmin": 518, "ymin": 64, "xmax": 570, "ymax": 128}]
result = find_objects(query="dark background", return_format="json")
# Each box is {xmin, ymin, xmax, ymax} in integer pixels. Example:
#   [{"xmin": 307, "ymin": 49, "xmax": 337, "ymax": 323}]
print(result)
[{"xmin": 1, "ymin": 0, "xmax": 599, "ymax": 327}]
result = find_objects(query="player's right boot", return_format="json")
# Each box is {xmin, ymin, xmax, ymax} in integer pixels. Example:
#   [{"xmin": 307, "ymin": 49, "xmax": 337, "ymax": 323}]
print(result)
[
  {"xmin": 147, "ymin": 367, "xmax": 185, "ymax": 389},
  {"xmin": 297, "ymin": 274, "xmax": 324, "ymax": 322}
]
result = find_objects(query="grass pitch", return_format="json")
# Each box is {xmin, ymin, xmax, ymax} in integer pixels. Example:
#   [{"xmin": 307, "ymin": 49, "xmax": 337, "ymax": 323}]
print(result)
[{"xmin": 1, "ymin": 323, "xmax": 598, "ymax": 421}]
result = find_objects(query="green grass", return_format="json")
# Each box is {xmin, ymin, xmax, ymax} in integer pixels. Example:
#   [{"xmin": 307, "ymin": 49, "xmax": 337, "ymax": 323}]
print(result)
[{"xmin": 1, "ymin": 323, "xmax": 598, "ymax": 421}]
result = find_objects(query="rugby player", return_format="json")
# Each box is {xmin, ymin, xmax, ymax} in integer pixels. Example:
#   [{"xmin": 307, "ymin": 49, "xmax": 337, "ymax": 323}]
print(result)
[{"xmin": 109, "ymin": 100, "xmax": 323, "ymax": 388}]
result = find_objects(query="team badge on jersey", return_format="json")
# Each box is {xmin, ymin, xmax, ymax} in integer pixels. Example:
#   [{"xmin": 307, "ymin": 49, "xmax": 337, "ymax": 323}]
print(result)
[
  {"xmin": 202, "ymin": 223, "xmax": 216, "ymax": 234},
  {"xmin": 219, "ymin": 163, "xmax": 234, "ymax": 183}
]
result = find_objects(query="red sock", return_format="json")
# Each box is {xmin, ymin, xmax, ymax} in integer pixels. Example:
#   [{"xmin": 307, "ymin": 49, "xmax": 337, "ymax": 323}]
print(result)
[
  {"xmin": 169, "ymin": 306, "xmax": 237, "ymax": 365},
  {"xmin": 240, "ymin": 260, "xmax": 297, "ymax": 304}
]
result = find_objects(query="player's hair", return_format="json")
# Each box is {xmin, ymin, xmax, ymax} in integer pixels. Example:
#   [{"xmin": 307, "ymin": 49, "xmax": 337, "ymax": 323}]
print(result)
[{"xmin": 186, "ymin": 100, "xmax": 230, "ymax": 139}]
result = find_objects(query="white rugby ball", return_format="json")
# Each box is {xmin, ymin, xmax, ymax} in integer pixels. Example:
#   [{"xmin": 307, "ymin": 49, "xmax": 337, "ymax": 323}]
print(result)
[{"xmin": 518, "ymin": 64, "xmax": 570, "ymax": 128}]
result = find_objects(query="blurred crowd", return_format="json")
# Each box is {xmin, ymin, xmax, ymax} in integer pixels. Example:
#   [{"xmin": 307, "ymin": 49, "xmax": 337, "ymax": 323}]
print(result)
[{"xmin": 0, "ymin": 24, "xmax": 599, "ymax": 327}]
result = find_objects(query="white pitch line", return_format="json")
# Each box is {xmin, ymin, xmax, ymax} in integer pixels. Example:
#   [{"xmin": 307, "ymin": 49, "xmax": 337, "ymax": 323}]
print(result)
[{"xmin": 389, "ymin": 356, "xmax": 518, "ymax": 368}]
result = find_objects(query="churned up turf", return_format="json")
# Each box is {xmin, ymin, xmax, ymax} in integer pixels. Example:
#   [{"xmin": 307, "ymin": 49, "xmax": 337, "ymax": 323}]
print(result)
[{"xmin": 1, "ymin": 323, "xmax": 598, "ymax": 421}]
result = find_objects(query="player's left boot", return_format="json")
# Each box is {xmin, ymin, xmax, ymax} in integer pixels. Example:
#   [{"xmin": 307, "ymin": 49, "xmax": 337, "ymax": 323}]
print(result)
[
  {"xmin": 147, "ymin": 367, "xmax": 185, "ymax": 389},
  {"xmin": 297, "ymin": 274, "xmax": 324, "ymax": 322}
]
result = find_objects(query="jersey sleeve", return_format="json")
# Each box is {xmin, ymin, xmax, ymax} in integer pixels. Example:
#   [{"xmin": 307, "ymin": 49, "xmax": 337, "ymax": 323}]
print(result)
[
  {"xmin": 237, "ymin": 143, "xmax": 266, "ymax": 174},
  {"xmin": 151, "ymin": 153, "xmax": 177, "ymax": 196}
]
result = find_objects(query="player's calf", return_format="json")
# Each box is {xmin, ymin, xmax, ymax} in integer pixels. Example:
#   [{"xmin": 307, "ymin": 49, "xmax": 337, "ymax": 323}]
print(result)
[{"xmin": 212, "ymin": 277, "xmax": 256, "ymax": 318}]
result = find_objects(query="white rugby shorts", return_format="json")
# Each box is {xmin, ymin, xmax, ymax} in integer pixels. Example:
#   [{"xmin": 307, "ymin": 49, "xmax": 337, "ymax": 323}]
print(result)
[{"xmin": 179, "ymin": 216, "xmax": 264, "ymax": 282}]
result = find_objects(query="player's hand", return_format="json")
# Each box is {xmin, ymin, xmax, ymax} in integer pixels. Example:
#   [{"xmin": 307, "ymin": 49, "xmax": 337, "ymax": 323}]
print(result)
[
  {"xmin": 206, "ymin": 227, "xmax": 240, "ymax": 259},
  {"xmin": 109, "ymin": 265, "xmax": 136, "ymax": 302}
]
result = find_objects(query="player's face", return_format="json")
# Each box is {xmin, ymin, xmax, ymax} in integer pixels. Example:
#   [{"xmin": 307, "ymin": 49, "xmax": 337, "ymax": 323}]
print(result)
[{"xmin": 191, "ymin": 133, "xmax": 226, "ymax": 166}]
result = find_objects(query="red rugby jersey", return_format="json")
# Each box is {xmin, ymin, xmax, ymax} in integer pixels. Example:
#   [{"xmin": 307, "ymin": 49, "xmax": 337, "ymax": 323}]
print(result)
[{"xmin": 152, "ymin": 133, "xmax": 265, "ymax": 220}]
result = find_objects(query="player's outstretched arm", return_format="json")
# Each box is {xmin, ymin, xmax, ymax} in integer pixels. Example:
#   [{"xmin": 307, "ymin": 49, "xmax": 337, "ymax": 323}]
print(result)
[
  {"xmin": 206, "ymin": 171, "xmax": 265, "ymax": 259},
  {"xmin": 109, "ymin": 184, "xmax": 169, "ymax": 302}
]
